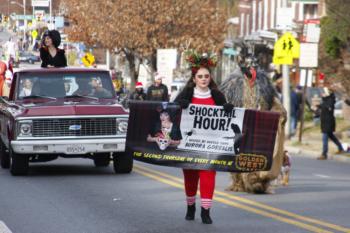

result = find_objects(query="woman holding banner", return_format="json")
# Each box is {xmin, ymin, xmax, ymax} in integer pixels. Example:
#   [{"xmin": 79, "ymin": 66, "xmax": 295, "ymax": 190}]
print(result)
[{"xmin": 174, "ymin": 51, "xmax": 233, "ymax": 224}]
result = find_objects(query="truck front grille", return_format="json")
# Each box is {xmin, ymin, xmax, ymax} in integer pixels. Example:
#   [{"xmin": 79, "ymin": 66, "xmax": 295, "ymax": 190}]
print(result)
[{"xmin": 32, "ymin": 118, "xmax": 117, "ymax": 137}]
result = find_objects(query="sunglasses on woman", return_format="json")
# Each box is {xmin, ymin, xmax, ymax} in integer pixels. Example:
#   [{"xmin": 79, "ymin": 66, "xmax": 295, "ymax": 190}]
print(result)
[{"xmin": 196, "ymin": 74, "xmax": 210, "ymax": 79}]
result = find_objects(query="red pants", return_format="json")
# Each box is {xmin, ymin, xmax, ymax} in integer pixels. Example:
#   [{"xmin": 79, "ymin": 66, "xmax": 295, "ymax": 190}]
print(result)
[{"xmin": 183, "ymin": 169, "xmax": 216, "ymax": 199}]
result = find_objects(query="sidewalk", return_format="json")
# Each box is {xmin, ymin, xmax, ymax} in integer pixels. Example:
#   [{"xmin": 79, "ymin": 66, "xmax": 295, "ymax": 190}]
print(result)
[{"xmin": 284, "ymin": 119, "xmax": 350, "ymax": 163}]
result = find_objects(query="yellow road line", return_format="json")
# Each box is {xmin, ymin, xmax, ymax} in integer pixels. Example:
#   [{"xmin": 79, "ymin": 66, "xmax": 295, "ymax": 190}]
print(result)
[
  {"xmin": 133, "ymin": 167, "xmax": 332, "ymax": 233},
  {"xmin": 134, "ymin": 164, "xmax": 350, "ymax": 233},
  {"xmin": 216, "ymin": 191, "xmax": 350, "ymax": 233}
]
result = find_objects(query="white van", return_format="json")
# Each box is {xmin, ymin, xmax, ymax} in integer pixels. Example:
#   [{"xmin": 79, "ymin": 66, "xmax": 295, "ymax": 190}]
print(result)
[{"xmin": 169, "ymin": 81, "xmax": 186, "ymax": 102}]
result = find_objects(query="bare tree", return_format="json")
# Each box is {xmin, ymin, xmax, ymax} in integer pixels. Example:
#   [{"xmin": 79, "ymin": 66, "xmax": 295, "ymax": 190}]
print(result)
[{"xmin": 62, "ymin": 0, "xmax": 228, "ymax": 87}]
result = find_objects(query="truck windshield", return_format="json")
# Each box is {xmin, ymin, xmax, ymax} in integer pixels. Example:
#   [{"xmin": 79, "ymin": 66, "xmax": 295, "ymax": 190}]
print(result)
[{"xmin": 16, "ymin": 71, "xmax": 116, "ymax": 100}]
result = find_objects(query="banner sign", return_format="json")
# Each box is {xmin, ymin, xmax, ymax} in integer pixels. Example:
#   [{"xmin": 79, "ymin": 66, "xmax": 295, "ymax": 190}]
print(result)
[{"xmin": 126, "ymin": 101, "xmax": 280, "ymax": 172}]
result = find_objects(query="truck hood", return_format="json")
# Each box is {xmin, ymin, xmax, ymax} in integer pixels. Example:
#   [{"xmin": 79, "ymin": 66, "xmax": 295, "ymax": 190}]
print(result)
[{"xmin": 13, "ymin": 98, "xmax": 128, "ymax": 117}]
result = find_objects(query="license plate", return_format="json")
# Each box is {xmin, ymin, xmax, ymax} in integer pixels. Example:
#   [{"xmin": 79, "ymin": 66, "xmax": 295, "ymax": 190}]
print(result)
[{"xmin": 66, "ymin": 144, "xmax": 86, "ymax": 154}]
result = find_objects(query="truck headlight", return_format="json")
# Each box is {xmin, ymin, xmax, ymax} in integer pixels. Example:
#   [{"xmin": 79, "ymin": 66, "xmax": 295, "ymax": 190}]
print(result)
[
  {"xmin": 116, "ymin": 118, "xmax": 128, "ymax": 134},
  {"xmin": 17, "ymin": 120, "xmax": 33, "ymax": 137}
]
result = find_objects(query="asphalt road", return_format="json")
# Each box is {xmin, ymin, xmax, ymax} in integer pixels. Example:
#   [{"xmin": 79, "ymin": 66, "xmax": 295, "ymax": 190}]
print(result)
[{"xmin": 0, "ymin": 155, "xmax": 349, "ymax": 233}]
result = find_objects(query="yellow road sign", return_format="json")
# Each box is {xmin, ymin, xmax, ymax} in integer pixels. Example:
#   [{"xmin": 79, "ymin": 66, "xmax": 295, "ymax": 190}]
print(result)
[
  {"xmin": 82, "ymin": 52, "xmax": 95, "ymax": 67},
  {"xmin": 273, "ymin": 55, "xmax": 293, "ymax": 65},
  {"xmin": 273, "ymin": 32, "xmax": 300, "ymax": 65},
  {"xmin": 31, "ymin": 30, "xmax": 38, "ymax": 39}
]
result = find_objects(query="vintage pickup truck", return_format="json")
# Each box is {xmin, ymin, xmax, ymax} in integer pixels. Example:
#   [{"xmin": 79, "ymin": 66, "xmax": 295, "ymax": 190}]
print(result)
[{"xmin": 0, "ymin": 68, "xmax": 131, "ymax": 176}]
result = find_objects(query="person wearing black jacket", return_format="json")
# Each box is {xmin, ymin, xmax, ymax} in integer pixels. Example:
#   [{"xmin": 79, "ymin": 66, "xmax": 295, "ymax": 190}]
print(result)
[
  {"xmin": 146, "ymin": 73, "xmax": 169, "ymax": 101},
  {"xmin": 130, "ymin": 82, "xmax": 146, "ymax": 101},
  {"xmin": 40, "ymin": 30, "xmax": 67, "ymax": 68},
  {"xmin": 317, "ymin": 88, "xmax": 345, "ymax": 160}
]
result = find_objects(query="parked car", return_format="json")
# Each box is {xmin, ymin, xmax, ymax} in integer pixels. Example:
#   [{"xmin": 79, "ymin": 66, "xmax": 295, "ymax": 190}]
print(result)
[
  {"xmin": 0, "ymin": 67, "xmax": 131, "ymax": 176},
  {"xmin": 18, "ymin": 51, "xmax": 40, "ymax": 64}
]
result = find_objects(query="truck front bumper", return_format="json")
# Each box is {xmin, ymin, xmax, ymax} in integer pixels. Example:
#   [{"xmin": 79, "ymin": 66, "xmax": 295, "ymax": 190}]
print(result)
[{"xmin": 11, "ymin": 138, "xmax": 125, "ymax": 155}]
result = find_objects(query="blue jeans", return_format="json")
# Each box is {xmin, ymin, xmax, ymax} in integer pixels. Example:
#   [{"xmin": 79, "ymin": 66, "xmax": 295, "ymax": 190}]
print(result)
[
  {"xmin": 290, "ymin": 115, "xmax": 297, "ymax": 135},
  {"xmin": 322, "ymin": 132, "xmax": 344, "ymax": 157}
]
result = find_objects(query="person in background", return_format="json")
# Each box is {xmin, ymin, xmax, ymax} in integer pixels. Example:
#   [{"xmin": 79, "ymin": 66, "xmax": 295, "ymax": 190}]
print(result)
[
  {"xmin": 89, "ymin": 77, "xmax": 111, "ymax": 98},
  {"xmin": 4, "ymin": 37, "xmax": 16, "ymax": 61},
  {"xmin": 146, "ymin": 73, "xmax": 169, "ymax": 101},
  {"xmin": 274, "ymin": 77, "xmax": 283, "ymax": 100},
  {"xmin": 19, "ymin": 78, "xmax": 33, "ymax": 97},
  {"xmin": 1, "ymin": 56, "xmax": 14, "ymax": 97},
  {"xmin": 290, "ymin": 87, "xmax": 300, "ymax": 136},
  {"xmin": 272, "ymin": 69, "xmax": 282, "ymax": 82},
  {"xmin": 73, "ymin": 78, "xmax": 91, "ymax": 96},
  {"xmin": 129, "ymin": 82, "xmax": 146, "ymax": 101},
  {"xmin": 174, "ymin": 51, "xmax": 233, "ymax": 224},
  {"xmin": 317, "ymin": 87, "xmax": 345, "ymax": 160},
  {"xmin": 0, "ymin": 59, "xmax": 7, "ymax": 96},
  {"xmin": 40, "ymin": 30, "xmax": 67, "ymax": 68}
]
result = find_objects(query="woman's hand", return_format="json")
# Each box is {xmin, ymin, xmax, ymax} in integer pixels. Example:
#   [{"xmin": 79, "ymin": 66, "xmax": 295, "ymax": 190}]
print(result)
[
  {"xmin": 223, "ymin": 103, "xmax": 234, "ymax": 113},
  {"xmin": 168, "ymin": 139, "xmax": 181, "ymax": 146}
]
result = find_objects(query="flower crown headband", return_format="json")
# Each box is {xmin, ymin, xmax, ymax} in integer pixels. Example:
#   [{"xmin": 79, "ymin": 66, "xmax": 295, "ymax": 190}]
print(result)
[{"xmin": 185, "ymin": 50, "xmax": 217, "ymax": 75}]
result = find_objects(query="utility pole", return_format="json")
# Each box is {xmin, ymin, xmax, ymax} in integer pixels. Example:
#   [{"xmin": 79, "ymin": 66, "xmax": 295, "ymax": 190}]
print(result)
[
  {"xmin": 298, "ymin": 68, "xmax": 309, "ymax": 142},
  {"xmin": 49, "ymin": 0, "xmax": 52, "ymax": 29},
  {"xmin": 23, "ymin": 0, "xmax": 27, "ymax": 42},
  {"xmin": 283, "ymin": 64, "xmax": 291, "ymax": 138},
  {"xmin": 106, "ymin": 49, "xmax": 111, "ymax": 70}
]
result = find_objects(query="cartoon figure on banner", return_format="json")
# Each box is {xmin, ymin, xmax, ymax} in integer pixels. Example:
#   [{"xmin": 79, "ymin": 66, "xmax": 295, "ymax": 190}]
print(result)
[
  {"xmin": 147, "ymin": 106, "xmax": 182, "ymax": 151},
  {"xmin": 223, "ymin": 123, "xmax": 242, "ymax": 155}
]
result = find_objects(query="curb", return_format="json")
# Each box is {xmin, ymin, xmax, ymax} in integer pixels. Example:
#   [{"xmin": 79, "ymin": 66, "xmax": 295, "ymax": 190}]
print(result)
[{"xmin": 285, "ymin": 145, "xmax": 350, "ymax": 163}]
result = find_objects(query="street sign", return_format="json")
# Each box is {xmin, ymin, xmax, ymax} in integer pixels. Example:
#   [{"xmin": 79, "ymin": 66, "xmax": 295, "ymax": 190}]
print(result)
[
  {"xmin": 299, "ymin": 43, "xmax": 318, "ymax": 68},
  {"xmin": 157, "ymin": 49, "xmax": 177, "ymax": 90},
  {"xmin": 31, "ymin": 30, "xmax": 38, "ymax": 40},
  {"xmin": 273, "ymin": 32, "xmax": 300, "ymax": 65},
  {"xmin": 32, "ymin": 0, "xmax": 50, "ymax": 7},
  {"xmin": 15, "ymin": 15, "xmax": 34, "ymax": 20},
  {"xmin": 82, "ymin": 53, "xmax": 95, "ymax": 67},
  {"xmin": 302, "ymin": 19, "xmax": 321, "ymax": 43},
  {"xmin": 276, "ymin": 8, "xmax": 294, "ymax": 30}
]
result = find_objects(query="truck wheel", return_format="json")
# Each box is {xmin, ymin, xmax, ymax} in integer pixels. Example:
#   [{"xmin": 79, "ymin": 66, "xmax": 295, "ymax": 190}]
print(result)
[
  {"xmin": 0, "ymin": 141, "xmax": 10, "ymax": 169},
  {"xmin": 10, "ymin": 148, "xmax": 29, "ymax": 176},
  {"xmin": 93, "ymin": 153, "xmax": 111, "ymax": 167},
  {"xmin": 113, "ymin": 152, "xmax": 133, "ymax": 174}
]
